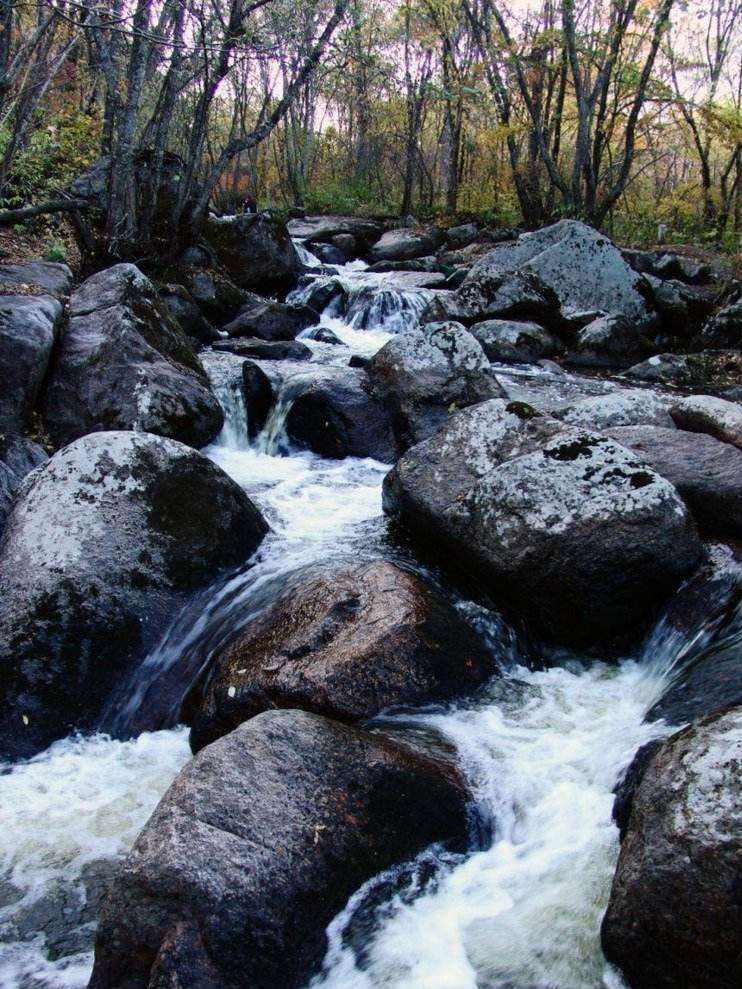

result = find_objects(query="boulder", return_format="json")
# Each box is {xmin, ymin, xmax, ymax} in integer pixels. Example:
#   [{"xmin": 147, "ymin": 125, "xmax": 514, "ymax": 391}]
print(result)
[
  {"xmin": 0, "ymin": 433, "xmax": 46, "ymax": 479},
  {"xmin": 175, "ymin": 266, "xmax": 251, "ymax": 324},
  {"xmin": 469, "ymin": 319, "xmax": 562, "ymax": 363},
  {"xmin": 88, "ymin": 709, "xmax": 470, "ymax": 989},
  {"xmin": 622, "ymin": 249, "xmax": 714, "ymax": 285},
  {"xmin": 241, "ymin": 360, "xmax": 276, "ymax": 439},
  {"xmin": 288, "ymin": 275, "xmax": 347, "ymax": 315},
  {"xmin": 283, "ymin": 364, "xmax": 397, "ymax": 461},
  {"xmin": 0, "ymin": 430, "xmax": 268, "ymax": 759},
  {"xmin": 213, "ymin": 337, "xmax": 312, "ymax": 361},
  {"xmin": 494, "ymin": 366, "xmax": 621, "ymax": 414},
  {"xmin": 204, "ymin": 213, "xmax": 302, "ymax": 291},
  {"xmin": 287, "ymin": 215, "xmax": 384, "ymax": 249},
  {"xmin": 601, "ymin": 708, "xmax": 742, "ymax": 989},
  {"xmin": 367, "ymin": 321, "xmax": 502, "ymax": 452},
  {"xmin": 366, "ymin": 256, "xmax": 440, "ymax": 274},
  {"xmin": 607, "ymin": 425, "xmax": 742, "ymax": 538},
  {"xmin": 0, "ymin": 260, "xmax": 73, "ymax": 298},
  {"xmin": 368, "ymin": 226, "xmax": 445, "ymax": 263},
  {"xmin": 0, "ymin": 293, "xmax": 62, "ymax": 435},
  {"xmin": 644, "ymin": 275, "xmax": 716, "ymax": 333},
  {"xmin": 558, "ymin": 389, "xmax": 674, "ymax": 430},
  {"xmin": 567, "ymin": 313, "xmax": 651, "ymax": 369},
  {"xmin": 158, "ymin": 283, "xmax": 218, "ymax": 345},
  {"xmin": 384, "ymin": 402, "xmax": 701, "ymax": 645},
  {"xmin": 224, "ymin": 300, "xmax": 317, "ymax": 341},
  {"xmin": 0, "ymin": 459, "xmax": 18, "ymax": 533},
  {"xmin": 303, "ymin": 325, "xmax": 344, "ymax": 344},
  {"xmin": 186, "ymin": 559, "xmax": 495, "ymax": 752},
  {"xmin": 461, "ymin": 220, "xmax": 652, "ymax": 323},
  {"xmin": 670, "ymin": 394, "xmax": 742, "ymax": 450},
  {"xmin": 696, "ymin": 291, "xmax": 741, "ymax": 348},
  {"xmin": 330, "ymin": 232, "xmax": 357, "ymax": 257},
  {"xmin": 625, "ymin": 350, "xmax": 742, "ymax": 394},
  {"xmin": 309, "ymin": 241, "xmax": 345, "ymax": 265},
  {"xmin": 426, "ymin": 270, "xmax": 560, "ymax": 327},
  {"xmin": 446, "ymin": 222, "xmax": 479, "ymax": 247},
  {"xmin": 42, "ymin": 264, "xmax": 224, "ymax": 449}
]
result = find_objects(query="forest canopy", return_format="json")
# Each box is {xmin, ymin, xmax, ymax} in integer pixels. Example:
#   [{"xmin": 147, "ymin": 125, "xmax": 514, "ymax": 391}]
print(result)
[{"xmin": 0, "ymin": 0, "xmax": 739, "ymax": 258}]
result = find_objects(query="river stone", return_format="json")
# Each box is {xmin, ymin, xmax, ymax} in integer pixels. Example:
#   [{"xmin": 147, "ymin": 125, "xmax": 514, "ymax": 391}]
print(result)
[
  {"xmin": 0, "ymin": 260, "xmax": 73, "ymax": 298},
  {"xmin": 558, "ymin": 389, "xmax": 674, "ymax": 429},
  {"xmin": 670, "ymin": 394, "xmax": 742, "ymax": 450},
  {"xmin": 384, "ymin": 407, "xmax": 701, "ymax": 645},
  {"xmin": 461, "ymin": 220, "xmax": 651, "ymax": 322},
  {"xmin": 0, "ymin": 293, "xmax": 62, "ymax": 435},
  {"xmin": 607, "ymin": 425, "xmax": 742, "ymax": 538},
  {"xmin": 88, "ymin": 709, "xmax": 470, "ymax": 989},
  {"xmin": 213, "ymin": 337, "xmax": 312, "ymax": 361},
  {"xmin": 310, "ymin": 242, "xmax": 345, "ymax": 264},
  {"xmin": 42, "ymin": 264, "xmax": 224, "ymax": 449},
  {"xmin": 367, "ymin": 320, "xmax": 502, "ymax": 452},
  {"xmin": 0, "ymin": 431, "xmax": 268, "ymax": 759},
  {"xmin": 469, "ymin": 319, "xmax": 562, "ymax": 363},
  {"xmin": 224, "ymin": 299, "xmax": 317, "ymax": 341},
  {"xmin": 601, "ymin": 708, "xmax": 742, "ymax": 989},
  {"xmin": 446, "ymin": 222, "xmax": 479, "ymax": 247},
  {"xmin": 625, "ymin": 350, "xmax": 742, "ymax": 394},
  {"xmin": 368, "ymin": 226, "xmax": 445, "ymax": 263},
  {"xmin": 186, "ymin": 558, "xmax": 495, "ymax": 752},
  {"xmin": 494, "ymin": 367, "xmax": 621, "ymax": 414},
  {"xmin": 204, "ymin": 213, "xmax": 301, "ymax": 291},
  {"xmin": 567, "ymin": 314, "xmax": 652, "ymax": 369}
]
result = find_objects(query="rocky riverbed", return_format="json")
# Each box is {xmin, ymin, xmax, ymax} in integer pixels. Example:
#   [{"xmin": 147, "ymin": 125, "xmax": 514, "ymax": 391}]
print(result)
[{"xmin": 0, "ymin": 215, "xmax": 740, "ymax": 989}]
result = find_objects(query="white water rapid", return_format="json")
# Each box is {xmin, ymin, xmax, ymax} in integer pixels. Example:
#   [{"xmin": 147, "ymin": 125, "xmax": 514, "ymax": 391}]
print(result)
[{"xmin": 0, "ymin": 249, "xmax": 708, "ymax": 989}]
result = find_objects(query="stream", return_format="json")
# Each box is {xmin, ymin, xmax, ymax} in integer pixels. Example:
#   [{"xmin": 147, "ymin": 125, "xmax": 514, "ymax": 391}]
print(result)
[{"xmin": 0, "ymin": 249, "xmax": 697, "ymax": 989}]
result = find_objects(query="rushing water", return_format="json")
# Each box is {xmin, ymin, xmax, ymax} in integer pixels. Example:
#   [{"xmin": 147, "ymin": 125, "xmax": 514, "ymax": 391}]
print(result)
[{"xmin": 0, "ymin": 250, "xmax": 711, "ymax": 989}]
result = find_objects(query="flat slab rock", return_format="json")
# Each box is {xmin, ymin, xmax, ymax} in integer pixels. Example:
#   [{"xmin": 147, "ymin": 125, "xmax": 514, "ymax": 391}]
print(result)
[
  {"xmin": 88, "ymin": 709, "xmax": 470, "ymax": 989},
  {"xmin": 186, "ymin": 558, "xmax": 495, "ymax": 752},
  {"xmin": 602, "ymin": 708, "xmax": 742, "ymax": 989}
]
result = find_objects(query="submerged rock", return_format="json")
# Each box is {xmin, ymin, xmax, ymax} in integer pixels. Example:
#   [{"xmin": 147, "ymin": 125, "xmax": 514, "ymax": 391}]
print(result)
[
  {"xmin": 367, "ymin": 321, "xmax": 502, "ymax": 452},
  {"xmin": 607, "ymin": 425, "xmax": 742, "ymax": 538},
  {"xmin": 384, "ymin": 402, "xmax": 701, "ymax": 645},
  {"xmin": 88, "ymin": 709, "xmax": 470, "ymax": 989},
  {"xmin": 186, "ymin": 558, "xmax": 495, "ymax": 751},
  {"xmin": 0, "ymin": 431, "xmax": 267, "ymax": 759},
  {"xmin": 42, "ymin": 264, "xmax": 224, "ymax": 449},
  {"xmin": 602, "ymin": 708, "xmax": 742, "ymax": 989}
]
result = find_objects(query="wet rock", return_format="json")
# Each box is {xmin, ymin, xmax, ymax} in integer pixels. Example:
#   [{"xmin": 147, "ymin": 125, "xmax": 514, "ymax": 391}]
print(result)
[
  {"xmin": 42, "ymin": 264, "xmax": 223, "ymax": 449},
  {"xmin": 384, "ymin": 403, "xmax": 701, "ymax": 645},
  {"xmin": 224, "ymin": 299, "xmax": 317, "ymax": 341},
  {"xmin": 462, "ymin": 220, "xmax": 651, "ymax": 323},
  {"xmin": 187, "ymin": 558, "xmax": 495, "ymax": 752},
  {"xmin": 330, "ymin": 232, "xmax": 357, "ymax": 258},
  {"xmin": 290, "ymin": 275, "xmax": 347, "ymax": 315},
  {"xmin": 88, "ymin": 709, "xmax": 470, "ymax": 989},
  {"xmin": 367, "ymin": 321, "xmax": 502, "ymax": 452},
  {"xmin": 303, "ymin": 325, "xmax": 343, "ymax": 344},
  {"xmin": 607, "ymin": 425, "xmax": 742, "ymax": 538},
  {"xmin": 567, "ymin": 313, "xmax": 652, "ymax": 369},
  {"xmin": 601, "ymin": 708, "xmax": 742, "ymax": 989},
  {"xmin": 625, "ymin": 349, "xmax": 742, "ymax": 394},
  {"xmin": 309, "ymin": 242, "xmax": 345, "ymax": 265},
  {"xmin": 241, "ymin": 360, "xmax": 276, "ymax": 438},
  {"xmin": 558, "ymin": 389, "xmax": 674, "ymax": 429},
  {"xmin": 366, "ymin": 256, "xmax": 439, "ymax": 274},
  {"xmin": 213, "ymin": 337, "xmax": 312, "ymax": 361},
  {"xmin": 284, "ymin": 364, "xmax": 397, "ymax": 461},
  {"xmin": 697, "ymin": 291, "xmax": 741, "ymax": 349},
  {"xmin": 288, "ymin": 215, "xmax": 384, "ymax": 249},
  {"xmin": 368, "ymin": 226, "xmax": 445, "ymax": 263},
  {"xmin": 670, "ymin": 394, "xmax": 742, "ymax": 450},
  {"xmin": 427, "ymin": 270, "xmax": 559, "ymax": 327},
  {"xmin": 0, "ymin": 294, "xmax": 62, "ymax": 435},
  {"xmin": 204, "ymin": 213, "xmax": 301, "ymax": 291},
  {"xmin": 0, "ymin": 260, "xmax": 73, "ymax": 298},
  {"xmin": 0, "ymin": 430, "xmax": 268, "ymax": 759},
  {"xmin": 469, "ymin": 319, "xmax": 562, "ymax": 363},
  {"xmin": 159, "ymin": 283, "xmax": 219, "ymax": 345}
]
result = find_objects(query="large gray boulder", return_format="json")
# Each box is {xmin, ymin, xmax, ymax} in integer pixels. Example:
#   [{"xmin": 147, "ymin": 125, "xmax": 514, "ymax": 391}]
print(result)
[
  {"xmin": 186, "ymin": 558, "xmax": 495, "ymax": 752},
  {"xmin": 367, "ymin": 321, "xmax": 503, "ymax": 452},
  {"xmin": 384, "ymin": 401, "xmax": 701, "ymax": 644},
  {"xmin": 602, "ymin": 708, "xmax": 742, "ymax": 989},
  {"xmin": 0, "ymin": 260, "xmax": 73, "ymax": 298},
  {"xmin": 42, "ymin": 264, "xmax": 224, "ymax": 449},
  {"xmin": 558, "ymin": 389, "xmax": 674, "ymax": 430},
  {"xmin": 88, "ymin": 710, "xmax": 470, "ymax": 989},
  {"xmin": 368, "ymin": 226, "xmax": 445, "ymax": 263},
  {"xmin": 670, "ymin": 394, "xmax": 742, "ymax": 450},
  {"xmin": 459, "ymin": 220, "xmax": 652, "ymax": 323},
  {"xmin": 607, "ymin": 425, "xmax": 742, "ymax": 538},
  {"xmin": 0, "ymin": 431, "xmax": 268, "ymax": 759},
  {"xmin": 426, "ymin": 270, "xmax": 559, "ymax": 327},
  {"xmin": 567, "ymin": 313, "xmax": 652, "ymax": 369},
  {"xmin": 288, "ymin": 214, "xmax": 384, "ymax": 249},
  {"xmin": 469, "ymin": 319, "xmax": 562, "ymax": 363},
  {"xmin": 697, "ymin": 290, "xmax": 742, "ymax": 348},
  {"xmin": 204, "ymin": 213, "xmax": 302, "ymax": 291},
  {"xmin": 0, "ymin": 293, "xmax": 62, "ymax": 435},
  {"xmin": 224, "ymin": 299, "xmax": 317, "ymax": 341}
]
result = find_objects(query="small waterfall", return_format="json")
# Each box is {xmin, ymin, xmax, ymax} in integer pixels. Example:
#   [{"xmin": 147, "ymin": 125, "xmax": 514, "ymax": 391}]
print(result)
[
  {"xmin": 202, "ymin": 352, "xmax": 251, "ymax": 449},
  {"xmin": 343, "ymin": 283, "xmax": 433, "ymax": 334},
  {"xmin": 294, "ymin": 239, "xmax": 323, "ymax": 267}
]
